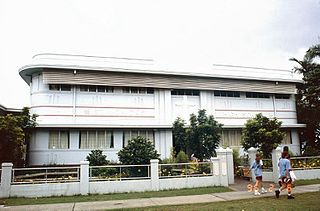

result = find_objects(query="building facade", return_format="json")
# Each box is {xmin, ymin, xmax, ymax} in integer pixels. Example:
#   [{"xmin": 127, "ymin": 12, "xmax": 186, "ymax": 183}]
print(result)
[{"xmin": 19, "ymin": 54, "xmax": 304, "ymax": 165}]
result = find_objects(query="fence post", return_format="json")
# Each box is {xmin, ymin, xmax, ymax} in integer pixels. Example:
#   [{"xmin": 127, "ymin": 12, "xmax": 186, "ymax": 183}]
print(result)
[
  {"xmin": 216, "ymin": 147, "xmax": 229, "ymax": 186},
  {"xmin": 150, "ymin": 159, "xmax": 159, "ymax": 191},
  {"xmin": 248, "ymin": 147, "xmax": 257, "ymax": 182},
  {"xmin": 225, "ymin": 147, "xmax": 234, "ymax": 184},
  {"xmin": 272, "ymin": 146, "xmax": 282, "ymax": 183},
  {"xmin": 80, "ymin": 161, "xmax": 89, "ymax": 195},
  {"xmin": 0, "ymin": 163, "xmax": 13, "ymax": 198}
]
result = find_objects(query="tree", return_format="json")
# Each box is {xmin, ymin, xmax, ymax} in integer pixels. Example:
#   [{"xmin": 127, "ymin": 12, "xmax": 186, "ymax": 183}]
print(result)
[
  {"xmin": 290, "ymin": 44, "xmax": 320, "ymax": 155},
  {"xmin": 187, "ymin": 110, "xmax": 223, "ymax": 161},
  {"xmin": 172, "ymin": 109, "xmax": 223, "ymax": 161},
  {"xmin": 118, "ymin": 136, "xmax": 160, "ymax": 165},
  {"xmin": 0, "ymin": 107, "xmax": 37, "ymax": 166},
  {"xmin": 172, "ymin": 117, "xmax": 188, "ymax": 155},
  {"xmin": 241, "ymin": 113, "xmax": 285, "ymax": 158},
  {"xmin": 86, "ymin": 150, "xmax": 109, "ymax": 166}
]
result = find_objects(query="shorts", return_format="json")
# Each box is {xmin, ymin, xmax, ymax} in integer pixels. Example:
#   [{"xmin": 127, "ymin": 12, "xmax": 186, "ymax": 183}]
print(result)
[
  {"xmin": 281, "ymin": 177, "xmax": 292, "ymax": 184},
  {"xmin": 256, "ymin": 176, "xmax": 262, "ymax": 181}
]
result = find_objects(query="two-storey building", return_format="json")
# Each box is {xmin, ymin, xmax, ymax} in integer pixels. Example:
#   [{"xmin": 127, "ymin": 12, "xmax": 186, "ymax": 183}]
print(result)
[{"xmin": 19, "ymin": 54, "xmax": 304, "ymax": 165}]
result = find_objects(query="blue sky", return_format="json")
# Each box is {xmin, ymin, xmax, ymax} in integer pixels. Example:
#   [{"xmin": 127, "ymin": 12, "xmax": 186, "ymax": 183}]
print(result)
[{"xmin": 0, "ymin": 0, "xmax": 319, "ymax": 108}]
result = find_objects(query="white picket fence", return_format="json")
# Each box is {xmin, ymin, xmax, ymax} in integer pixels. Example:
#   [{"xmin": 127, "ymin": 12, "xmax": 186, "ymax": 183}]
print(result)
[{"xmin": 0, "ymin": 148, "xmax": 234, "ymax": 198}]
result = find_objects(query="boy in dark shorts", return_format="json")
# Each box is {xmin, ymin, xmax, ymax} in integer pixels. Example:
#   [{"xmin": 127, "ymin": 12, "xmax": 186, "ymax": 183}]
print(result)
[{"xmin": 275, "ymin": 151, "xmax": 294, "ymax": 199}]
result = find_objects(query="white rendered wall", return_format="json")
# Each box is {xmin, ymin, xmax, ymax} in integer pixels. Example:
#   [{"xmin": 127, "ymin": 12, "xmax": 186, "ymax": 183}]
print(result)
[
  {"xmin": 29, "ymin": 73, "xmax": 301, "ymax": 164},
  {"xmin": 29, "ymin": 129, "xmax": 172, "ymax": 165}
]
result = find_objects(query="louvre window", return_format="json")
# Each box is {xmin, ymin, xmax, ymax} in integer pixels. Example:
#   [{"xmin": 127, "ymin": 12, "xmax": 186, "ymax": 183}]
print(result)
[
  {"xmin": 79, "ymin": 130, "xmax": 114, "ymax": 149},
  {"xmin": 48, "ymin": 131, "xmax": 69, "ymax": 149},
  {"xmin": 123, "ymin": 130, "xmax": 154, "ymax": 147},
  {"xmin": 246, "ymin": 92, "xmax": 270, "ymax": 98},
  {"xmin": 49, "ymin": 84, "xmax": 71, "ymax": 91},
  {"xmin": 214, "ymin": 90, "xmax": 240, "ymax": 97},
  {"xmin": 122, "ymin": 87, "xmax": 154, "ymax": 94},
  {"xmin": 275, "ymin": 94, "xmax": 290, "ymax": 99},
  {"xmin": 171, "ymin": 89, "xmax": 200, "ymax": 96},
  {"xmin": 79, "ymin": 85, "xmax": 114, "ymax": 93}
]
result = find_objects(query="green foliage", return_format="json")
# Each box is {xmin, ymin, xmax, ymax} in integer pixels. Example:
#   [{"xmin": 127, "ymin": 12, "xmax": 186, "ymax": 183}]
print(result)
[
  {"xmin": 172, "ymin": 118, "xmax": 188, "ymax": 155},
  {"xmin": 161, "ymin": 148, "xmax": 176, "ymax": 164},
  {"xmin": 290, "ymin": 44, "xmax": 320, "ymax": 155},
  {"xmin": 0, "ymin": 107, "xmax": 37, "ymax": 167},
  {"xmin": 241, "ymin": 113, "xmax": 284, "ymax": 158},
  {"xmin": 176, "ymin": 151, "xmax": 189, "ymax": 163},
  {"xmin": 187, "ymin": 109, "xmax": 223, "ymax": 161},
  {"xmin": 86, "ymin": 150, "xmax": 109, "ymax": 166},
  {"xmin": 118, "ymin": 136, "xmax": 160, "ymax": 165},
  {"xmin": 173, "ymin": 109, "xmax": 223, "ymax": 161},
  {"xmin": 232, "ymin": 149, "xmax": 241, "ymax": 168}
]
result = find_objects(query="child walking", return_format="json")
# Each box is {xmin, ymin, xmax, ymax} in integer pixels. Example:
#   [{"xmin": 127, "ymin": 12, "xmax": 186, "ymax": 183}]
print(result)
[
  {"xmin": 275, "ymin": 151, "xmax": 294, "ymax": 199},
  {"xmin": 250, "ymin": 153, "xmax": 267, "ymax": 196}
]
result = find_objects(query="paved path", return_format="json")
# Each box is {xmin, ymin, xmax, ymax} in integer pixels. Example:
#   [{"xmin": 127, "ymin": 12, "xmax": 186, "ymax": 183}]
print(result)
[{"xmin": 1, "ymin": 184, "xmax": 320, "ymax": 211}]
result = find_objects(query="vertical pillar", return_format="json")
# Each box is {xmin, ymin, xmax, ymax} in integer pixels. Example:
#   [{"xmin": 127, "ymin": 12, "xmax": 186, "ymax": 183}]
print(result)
[
  {"xmin": 80, "ymin": 161, "xmax": 89, "ymax": 195},
  {"xmin": 248, "ymin": 147, "xmax": 257, "ymax": 182},
  {"xmin": 216, "ymin": 147, "xmax": 229, "ymax": 186},
  {"xmin": 150, "ymin": 159, "xmax": 159, "ymax": 191},
  {"xmin": 225, "ymin": 147, "xmax": 234, "ymax": 184},
  {"xmin": 272, "ymin": 146, "xmax": 282, "ymax": 183},
  {"xmin": 0, "ymin": 163, "xmax": 13, "ymax": 198}
]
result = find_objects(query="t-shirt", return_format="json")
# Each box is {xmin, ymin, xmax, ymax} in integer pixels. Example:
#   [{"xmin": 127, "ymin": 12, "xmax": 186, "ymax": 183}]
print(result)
[
  {"xmin": 279, "ymin": 158, "xmax": 291, "ymax": 178},
  {"xmin": 250, "ymin": 160, "xmax": 263, "ymax": 177}
]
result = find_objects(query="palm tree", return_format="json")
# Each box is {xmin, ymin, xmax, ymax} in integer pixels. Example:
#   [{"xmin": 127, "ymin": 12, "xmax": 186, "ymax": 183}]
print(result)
[{"xmin": 290, "ymin": 44, "xmax": 320, "ymax": 155}]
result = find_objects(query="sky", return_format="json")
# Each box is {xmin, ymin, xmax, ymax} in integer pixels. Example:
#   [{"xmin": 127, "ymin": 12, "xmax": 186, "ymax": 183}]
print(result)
[{"xmin": 0, "ymin": 0, "xmax": 319, "ymax": 108}]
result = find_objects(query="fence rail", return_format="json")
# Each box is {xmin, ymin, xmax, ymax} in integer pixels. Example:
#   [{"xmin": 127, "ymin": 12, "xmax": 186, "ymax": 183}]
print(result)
[
  {"xmin": 159, "ymin": 162, "xmax": 212, "ymax": 179},
  {"xmin": 11, "ymin": 166, "xmax": 80, "ymax": 184},
  {"xmin": 89, "ymin": 164, "xmax": 151, "ymax": 181}
]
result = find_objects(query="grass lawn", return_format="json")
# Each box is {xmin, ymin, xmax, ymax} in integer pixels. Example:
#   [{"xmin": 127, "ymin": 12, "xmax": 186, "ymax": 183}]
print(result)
[
  {"xmin": 294, "ymin": 178, "xmax": 320, "ymax": 186},
  {"xmin": 0, "ymin": 186, "xmax": 231, "ymax": 206},
  {"xmin": 116, "ymin": 192, "xmax": 320, "ymax": 211}
]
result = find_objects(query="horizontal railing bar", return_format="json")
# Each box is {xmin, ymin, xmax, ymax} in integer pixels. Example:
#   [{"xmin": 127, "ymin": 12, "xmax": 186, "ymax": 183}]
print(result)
[
  {"xmin": 159, "ymin": 162, "xmax": 211, "ymax": 166},
  {"xmin": 13, "ymin": 167, "xmax": 80, "ymax": 171},
  {"xmin": 90, "ymin": 165, "xmax": 150, "ymax": 168}
]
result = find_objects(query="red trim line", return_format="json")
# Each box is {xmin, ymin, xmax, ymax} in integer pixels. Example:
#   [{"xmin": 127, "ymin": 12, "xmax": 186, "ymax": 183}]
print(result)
[
  {"xmin": 39, "ymin": 114, "xmax": 155, "ymax": 118},
  {"xmin": 215, "ymin": 109, "xmax": 296, "ymax": 112},
  {"xmin": 31, "ymin": 105, "xmax": 154, "ymax": 110}
]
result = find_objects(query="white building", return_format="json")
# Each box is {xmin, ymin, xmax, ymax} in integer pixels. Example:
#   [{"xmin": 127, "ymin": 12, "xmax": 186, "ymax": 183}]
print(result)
[{"xmin": 19, "ymin": 54, "xmax": 304, "ymax": 166}]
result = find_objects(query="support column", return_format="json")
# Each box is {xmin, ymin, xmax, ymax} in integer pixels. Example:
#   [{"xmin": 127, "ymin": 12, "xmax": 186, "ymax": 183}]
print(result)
[
  {"xmin": 216, "ymin": 147, "xmax": 229, "ymax": 186},
  {"xmin": 80, "ymin": 161, "xmax": 89, "ymax": 195},
  {"xmin": 0, "ymin": 163, "xmax": 13, "ymax": 198},
  {"xmin": 150, "ymin": 159, "xmax": 159, "ymax": 191},
  {"xmin": 272, "ymin": 146, "xmax": 282, "ymax": 183}
]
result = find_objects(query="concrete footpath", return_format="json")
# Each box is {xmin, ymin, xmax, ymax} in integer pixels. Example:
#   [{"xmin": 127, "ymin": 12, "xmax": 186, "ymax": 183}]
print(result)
[{"xmin": 1, "ymin": 184, "xmax": 319, "ymax": 211}]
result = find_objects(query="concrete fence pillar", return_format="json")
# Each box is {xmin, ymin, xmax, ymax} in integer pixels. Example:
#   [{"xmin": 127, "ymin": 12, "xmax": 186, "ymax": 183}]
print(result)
[
  {"xmin": 0, "ymin": 163, "xmax": 13, "ymax": 198},
  {"xmin": 80, "ymin": 161, "xmax": 89, "ymax": 195},
  {"xmin": 216, "ymin": 147, "xmax": 229, "ymax": 186},
  {"xmin": 272, "ymin": 146, "xmax": 282, "ymax": 183},
  {"xmin": 150, "ymin": 159, "xmax": 159, "ymax": 191},
  {"xmin": 248, "ymin": 147, "xmax": 257, "ymax": 182}
]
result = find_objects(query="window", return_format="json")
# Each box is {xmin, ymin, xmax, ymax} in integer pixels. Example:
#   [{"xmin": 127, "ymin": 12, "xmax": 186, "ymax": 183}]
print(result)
[
  {"xmin": 282, "ymin": 131, "xmax": 292, "ymax": 145},
  {"xmin": 122, "ymin": 87, "xmax": 154, "ymax": 94},
  {"xmin": 79, "ymin": 85, "xmax": 114, "ymax": 93},
  {"xmin": 246, "ymin": 92, "xmax": 270, "ymax": 98},
  {"xmin": 275, "ymin": 94, "xmax": 290, "ymax": 99},
  {"xmin": 220, "ymin": 130, "xmax": 242, "ymax": 147},
  {"xmin": 214, "ymin": 90, "xmax": 240, "ymax": 97},
  {"xmin": 123, "ymin": 130, "xmax": 154, "ymax": 147},
  {"xmin": 171, "ymin": 89, "xmax": 200, "ymax": 96},
  {"xmin": 79, "ymin": 130, "xmax": 114, "ymax": 149},
  {"xmin": 49, "ymin": 84, "xmax": 71, "ymax": 91},
  {"xmin": 49, "ymin": 131, "xmax": 69, "ymax": 149}
]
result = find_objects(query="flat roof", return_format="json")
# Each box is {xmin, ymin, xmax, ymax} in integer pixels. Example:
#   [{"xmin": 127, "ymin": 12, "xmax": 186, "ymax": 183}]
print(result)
[{"xmin": 19, "ymin": 53, "xmax": 303, "ymax": 85}]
